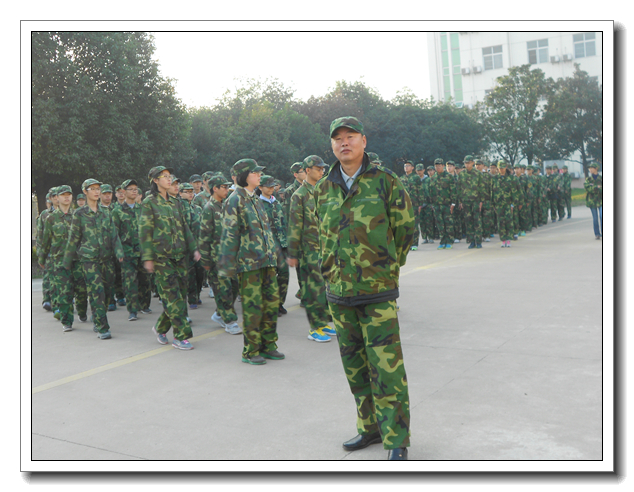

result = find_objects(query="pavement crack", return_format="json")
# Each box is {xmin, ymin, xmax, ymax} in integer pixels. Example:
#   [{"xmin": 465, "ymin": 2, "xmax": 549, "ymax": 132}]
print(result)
[{"xmin": 32, "ymin": 433, "xmax": 147, "ymax": 460}]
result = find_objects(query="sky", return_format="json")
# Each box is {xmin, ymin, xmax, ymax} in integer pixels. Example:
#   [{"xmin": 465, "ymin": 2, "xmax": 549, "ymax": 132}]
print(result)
[{"xmin": 150, "ymin": 31, "xmax": 432, "ymax": 108}]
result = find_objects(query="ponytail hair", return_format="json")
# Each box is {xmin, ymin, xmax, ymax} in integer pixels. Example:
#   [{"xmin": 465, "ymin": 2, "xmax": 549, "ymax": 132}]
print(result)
[{"xmin": 236, "ymin": 169, "xmax": 250, "ymax": 188}]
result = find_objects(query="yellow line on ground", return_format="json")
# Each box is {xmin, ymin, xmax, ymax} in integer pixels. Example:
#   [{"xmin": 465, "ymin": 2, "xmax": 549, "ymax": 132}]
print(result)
[
  {"xmin": 31, "ymin": 328, "xmax": 225, "ymax": 395},
  {"xmin": 401, "ymin": 250, "xmax": 473, "ymax": 276}
]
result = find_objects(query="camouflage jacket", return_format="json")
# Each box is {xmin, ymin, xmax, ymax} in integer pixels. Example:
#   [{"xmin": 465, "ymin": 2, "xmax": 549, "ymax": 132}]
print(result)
[
  {"xmin": 313, "ymin": 154, "xmax": 414, "ymax": 305},
  {"xmin": 421, "ymin": 176, "xmax": 433, "ymax": 205},
  {"xmin": 458, "ymin": 168, "xmax": 485, "ymax": 203},
  {"xmin": 218, "ymin": 187, "xmax": 279, "ymax": 278},
  {"xmin": 492, "ymin": 173, "xmax": 521, "ymax": 207},
  {"xmin": 38, "ymin": 208, "xmax": 74, "ymax": 265},
  {"xmin": 63, "ymin": 205, "xmax": 124, "ymax": 268},
  {"xmin": 112, "ymin": 202, "xmax": 142, "ymax": 258},
  {"xmin": 287, "ymin": 181, "xmax": 319, "ymax": 259},
  {"xmin": 584, "ymin": 174, "xmax": 603, "ymax": 208},
  {"xmin": 192, "ymin": 190, "xmax": 211, "ymax": 210},
  {"xmin": 35, "ymin": 207, "xmax": 54, "ymax": 257},
  {"xmin": 429, "ymin": 171, "xmax": 457, "ymax": 206},
  {"xmin": 480, "ymin": 171, "xmax": 493, "ymax": 202},
  {"xmin": 540, "ymin": 174, "xmax": 549, "ymax": 198},
  {"xmin": 259, "ymin": 195, "xmax": 288, "ymax": 251},
  {"xmin": 283, "ymin": 179, "xmax": 303, "ymax": 222},
  {"xmin": 561, "ymin": 172, "xmax": 572, "ymax": 194},
  {"xmin": 401, "ymin": 173, "xmax": 422, "ymax": 209},
  {"xmin": 546, "ymin": 173, "xmax": 562, "ymax": 198},
  {"xmin": 138, "ymin": 192, "xmax": 197, "ymax": 262},
  {"xmin": 180, "ymin": 199, "xmax": 202, "ymax": 240},
  {"xmin": 198, "ymin": 198, "xmax": 224, "ymax": 270}
]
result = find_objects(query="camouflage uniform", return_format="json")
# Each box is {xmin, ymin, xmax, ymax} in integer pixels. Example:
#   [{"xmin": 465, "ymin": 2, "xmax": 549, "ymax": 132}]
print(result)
[
  {"xmin": 479, "ymin": 162, "xmax": 495, "ymax": 239},
  {"xmin": 218, "ymin": 159, "xmax": 282, "ymax": 362},
  {"xmin": 314, "ymin": 118, "xmax": 414, "ymax": 452},
  {"xmin": 36, "ymin": 189, "xmax": 56, "ymax": 307},
  {"xmin": 429, "ymin": 161, "xmax": 457, "ymax": 247},
  {"xmin": 419, "ymin": 166, "xmax": 435, "ymax": 242},
  {"xmin": 561, "ymin": 167, "xmax": 572, "ymax": 218},
  {"xmin": 179, "ymin": 184, "xmax": 204, "ymax": 306},
  {"xmin": 540, "ymin": 169, "xmax": 550, "ymax": 225},
  {"xmin": 546, "ymin": 167, "xmax": 561, "ymax": 221},
  {"xmin": 198, "ymin": 177, "xmax": 240, "ymax": 326},
  {"xmin": 492, "ymin": 164, "xmax": 520, "ymax": 242},
  {"xmin": 457, "ymin": 156, "xmax": 485, "ymax": 247},
  {"xmin": 585, "ymin": 164, "xmax": 603, "ymax": 237},
  {"xmin": 63, "ymin": 180, "xmax": 124, "ymax": 336},
  {"xmin": 518, "ymin": 167, "xmax": 533, "ymax": 233},
  {"xmin": 112, "ymin": 180, "xmax": 151, "ymax": 316},
  {"xmin": 287, "ymin": 158, "xmax": 330, "ymax": 332},
  {"xmin": 401, "ymin": 170, "xmax": 421, "ymax": 248},
  {"xmin": 101, "ymin": 185, "xmax": 125, "ymax": 308},
  {"xmin": 139, "ymin": 168, "xmax": 199, "ymax": 342}
]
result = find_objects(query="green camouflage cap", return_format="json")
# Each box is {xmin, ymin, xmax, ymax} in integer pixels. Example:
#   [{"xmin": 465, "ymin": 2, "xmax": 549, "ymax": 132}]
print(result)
[
  {"xmin": 545, "ymin": 165, "xmax": 552, "ymax": 170},
  {"xmin": 415, "ymin": 163, "xmax": 425, "ymax": 171},
  {"xmin": 446, "ymin": 160, "xmax": 456, "ymax": 166},
  {"xmin": 50, "ymin": 187, "xmax": 60, "ymax": 196},
  {"xmin": 81, "ymin": 178, "xmax": 102, "ymax": 190},
  {"xmin": 148, "ymin": 166, "xmax": 174, "ymax": 181},
  {"xmin": 303, "ymin": 155, "xmax": 327, "ymax": 169},
  {"xmin": 329, "ymin": 116, "xmax": 364, "ymax": 138},
  {"xmin": 497, "ymin": 160, "xmax": 508, "ymax": 168},
  {"xmin": 551, "ymin": 163, "xmax": 559, "ymax": 170},
  {"xmin": 121, "ymin": 179, "xmax": 138, "ymax": 189},
  {"xmin": 463, "ymin": 154, "xmax": 475, "ymax": 163},
  {"xmin": 562, "ymin": 165, "xmax": 568, "ymax": 170},
  {"xmin": 290, "ymin": 162, "xmax": 304, "ymax": 173},
  {"xmin": 259, "ymin": 174, "xmax": 276, "ymax": 187},
  {"xmin": 201, "ymin": 171, "xmax": 214, "ymax": 181},
  {"xmin": 179, "ymin": 182, "xmax": 194, "ymax": 191},
  {"xmin": 426, "ymin": 165, "xmax": 435, "ymax": 171},
  {"xmin": 57, "ymin": 185, "xmax": 72, "ymax": 195},
  {"xmin": 101, "ymin": 184, "xmax": 113, "ymax": 193},
  {"xmin": 434, "ymin": 158, "xmax": 444, "ymax": 165},
  {"xmin": 274, "ymin": 179, "xmax": 283, "ymax": 186},
  {"xmin": 171, "ymin": 175, "xmax": 181, "ymax": 184},
  {"xmin": 588, "ymin": 162, "xmax": 600, "ymax": 169},
  {"xmin": 209, "ymin": 174, "xmax": 233, "ymax": 189},
  {"xmin": 115, "ymin": 184, "xmax": 124, "ymax": 191},
  {"xmin": 232, "ymin": 158, "xmax": 265, "ymax": 175},
  {"xmin": 455, "ymin": 162, "xmax": 464, "ymax": 168},
  {"xmin": 189, "ymin": 174, "xmax": 203, "ymax": 183},
  {"xmin": 474, "ymin": 158, "xmax": 484, "ymax": 165},
  {"xmin": 367, "ymin": 152, "xmax": 380, "ymax": 164},
  {"xmin": 76, "ymin": 193, "xmax": 86, "ymax": 200}
]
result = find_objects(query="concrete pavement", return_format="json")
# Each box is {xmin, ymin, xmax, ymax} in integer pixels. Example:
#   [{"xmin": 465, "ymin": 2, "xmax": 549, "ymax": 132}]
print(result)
[{"xmin": 27, "ymin": 206, "xmax": 604, "ymax": 469}]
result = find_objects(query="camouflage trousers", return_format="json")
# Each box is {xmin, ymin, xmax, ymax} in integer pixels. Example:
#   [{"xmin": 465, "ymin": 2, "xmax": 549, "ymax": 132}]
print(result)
[
  {"xmin": 238, "ymin": 267, "xmax": 280, "ymax": 358},
  {"xmin": 548, "ymin": 197, "xmax": 560, "ymax": 221},
  {"xmin": 462, "ymin": 201, "xmax": 483, "ymax": 245},
  {"xmin": 496, "ymin": 204, "xmax": 514, "ymax": 241},
  {"xmin": 42, "ymin": 263, "xmax": 52, "ymax": 304},
  {"xmin": 540, "ymin": 197, "xmax": 549, "ymax": 225},
  {"xmin": 81, "ymin": 259, "xmax": 115, "ymax": 334},
  {"xmin": 411, "ymin": 211, "xmax": 420, "ymax": 247},
  {"xmin": 277, "ymin": 257, "xmax": 290, "ymax": 307},
  {"xmin": 153, "ymin": 256, "xmax": 193, "ymax": 341},
  {"xmin": 208, "ymin": 267, "xmax": 239, "ymax": 323},
  {"xmin": 433, "ymin": 205, "xmax": 454, "ymax": 246},
  {"xmin": 49, "ymin": 257, "xmax": 85, "ymax": 327},
  {"xmin": 70, "ymin": 260, "xmax": 88, "ymax": 319},
  {"xmin": 328, "ymin": 300, "xmax": 410, "ymax": 450},
  {"xmin": 564, "ymin": 192, "xmax": 572, "ymax": 217},
  {"xmin": 419, "ymin": 205, "xmax": 435, "ymax": 241},
  {"xmin": 530, "ymin": 198, "xmax": 540, "ymax": 228},
  {"xmin": 512, "ymin": 204, "xmax": 520, "ymax": 234},
  {"xmin": 121, "ymin": 257, "xmax": 151, "ymax": 314},
  {"xmin": 114, "ymin": 257, "xmax": 124, "ymax": 300},
  {"xmin": 520, "ymin": 201, "xmax": 532, "ymax": 232},
  {"xmin": 453, "ymin": 207, "xmax": 464, "ymax": 240},
  {"xmin": 187, "ymin": 260, "xmax": 204, "ymax": 304},
  {"xmin": 298, "ymin": 249, "xmax": 330, "ymax": 330},
  {"xmin": 481, "ymin": 201, "xmax": 495, "ymax": 237}
]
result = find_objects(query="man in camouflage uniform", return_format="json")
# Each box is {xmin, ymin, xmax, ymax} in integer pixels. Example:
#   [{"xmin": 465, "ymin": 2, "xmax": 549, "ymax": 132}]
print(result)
[
  {"xmin": 314, "ymin": 116, "xmax": 414, "ymax": 460},
  {"xmin": 192, "ymin": 171, "xmax": 213, "ymax": 209},
  {"xmin": 218, "ymin": 159, "xmax": 283, "ymax": 365},
  {"xmin": 179, "ymin": 182, "xmax": 205, "ymax": 309},
  {"xmin": 488, "ymin": 163, "xmax": 499, "ymax": 235},
  {"xmin": 38, "ymin": 185, "xmax": 87, "ymax": 331},
  {"xmin": 282, "ymin": 161, "xmax": 307, "ymax": 302},
  {"xmin": 199, "ymin": 174, "xmax": 241, "ymax": 335},
  {"xmin": 37, "ymin": 187, "xmax": 58, "ymax": 311},
  {"xmin": 258, "ymin": 175, "xmax": 290, "ymax": 315},
  {"xmin": 562, "ymin": 165, "xmax": 572, "ymax": 219},
  {"xmin": 287, "ymin": 155, "xmax": 334, "ymax": 343},
  {"xmin": 476, "ymin": 159, "xmax": 494, "ymax": 242},
  {"xmin": 492, "ymin": 160, "xmax": 520, "ymax": 247},
  {"xmin": 99, "ymin": 184, "xmax": 125, "ymax": 310},
  {"xmin": 367, "ymin": 152, "xmax": 382, "ymax": 167},
  {"xmin": 538, "ymin": 165, "xmax": 550, "ymax": 225},
  {"xmin": 139, "ymin": 167, "xmax": 201, "ymax": 350},
  {"xmin": 545, "ymin": 165, "xmax": 559, "ymax": 222},
  {"xmin": 458, "ymin": 155, "xmax": 485, "ymax": 248},
  {"xmin": 76, "ymin": 193, "xmax": 86, "ymax": 208},
  {"xmin": 63, "ymin": 179, "xmax": 124, "ymax": 339},
  {"xmin": 401, "ymin": 160, "xmax": 421, "ymax": 250},
  {"xmin": 517, "ymin": 165, "xmax": 532, "ymax": 236},
  {"xmin": 112, "ymin": 179, "xmax": 152, "ymax": 321},
  {"xmin": 430, "ymin": 158, "xmax": 457, "ymax": 249},
  {"xmin": 420, "ymin": 165, "xmax": 436, "ymax": 243},
  {"xmin": 585, "ymin": 162, "xmax": 602, "ymax": 238},
  {"xmin": 526, "ymin": 166, "xmax": 541, "ymax": 229},
  {"xmin": 114, "ymin": 184, "xmax": 125, "ymax": 208}
]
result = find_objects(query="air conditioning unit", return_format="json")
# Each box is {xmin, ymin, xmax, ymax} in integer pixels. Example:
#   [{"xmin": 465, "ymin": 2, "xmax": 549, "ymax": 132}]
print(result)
[
  {"xmin": 461, "ymin": 67, "xmax": 471, "ymax": 75},
  {"xmin": 563, "ymin": 53, "xmax": 573, "ymax": 61},
  {"xmin": 550, "ymin": 55, "xmax": 560, "ymax": 63},
  {"xmin": 473, "ymin": 66, "xmax": 482, "ymax": 73}
]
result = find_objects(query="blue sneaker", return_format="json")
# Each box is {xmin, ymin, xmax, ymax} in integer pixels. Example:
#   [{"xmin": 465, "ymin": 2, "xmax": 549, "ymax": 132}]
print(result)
[
  {"xmin": 189, "ymin": 303, "xmax": 198, "ymax": 309},
  {"xmin": 172, "ymin": 339, "xmax": 194, "ymax": 350},
  {"xmin": 108, "ymin": 304, "xmax": 116, "ymax": 312},
  {"xmin": 445, "ymin": 244, "xmax": 453, "ymax": 249},
  {"xmin": 97, "ymin": 331, "xmax": 112, "ymax": 340},
  {"xmin": 152, "ymin": 325, "xmax": 169, "ymax": 345},
  {"xmin": 437, "ymin": 244, "xmax": 445, "ymax": 250},
  {"xmin": 321, "ymin": 326, "xmax": 337, "ymax": 337},
  {"xmin": 476, "ymin": 244, "xmax": 482, "ymax": 249},
  {"xmin": 308, "ymin": 329, "xmax": 331, "ymax": 343},
  {"xmin": 468, "ymin": 242, "xmax": 475, "ymax": 249}
]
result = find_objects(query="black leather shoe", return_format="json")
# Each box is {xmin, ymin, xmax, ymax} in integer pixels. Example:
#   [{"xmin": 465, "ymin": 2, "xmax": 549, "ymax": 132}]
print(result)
[
  {"xmin": 342, "ymin": 432, "xmax": 382, "ymax": 451},
  {"xmin": 387, "ymin": 448, "xmax": 408, "ymax": 460}
]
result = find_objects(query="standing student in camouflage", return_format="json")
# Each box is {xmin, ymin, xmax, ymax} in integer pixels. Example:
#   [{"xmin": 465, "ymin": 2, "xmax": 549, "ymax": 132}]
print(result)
[
  {"xmin": 562, "ymin": 165, "xmax": 572, "ymax": 219},
  {"xmin": 526, "ymin": 166, "xmax": 541, "ymax": 229},
  {"xmin": 112, "ymin": 179, "xmax": 152, "ymax": 321},
  {"xmin": 179, "ymin": 182, "xmax": 205, "ymax": 309},
  {"xmin": 139, "ymin": 167, "xmax": 201, "ymax": 350},
  {"xmin": 552, "ymin": 164, "xmax": 566, "ymax": 221},
  {"xmin": 367, "ymin": 152, "xmax": 382, "ymax": 166},
  {"xmin": 63, "ymin": 179, "xmax": 124, "ymax": 339},
  {"xmin": 476, "ymin": 159, "xmax": 494, "ymax": 242},
  {"xmin": 99, "ymin": 184, "xmax": 125, "ymax": 310},
  {"xmin": 545, "ymin": 165, "xmax": 558, "ymax": 222},
  {"xmin": 538, "ymin": 166, "xmax": 549, "ymax": 225},
  {"xmin": 199, "ymin": 175, "xmax": 241, "ymax": 335},
  {"xmin": 258, "ymin": 175, "xmax": 290, "ymax": 315},
  {"xmin": 314, "ymin": 116, "xmax": 414, "ymax": 461},
  {"xmin": 517, "ymin": 165, "xmax": 532, "ymax": 235},
  {"xmin": 37, "ymin": 188, "xmax": 58, "ymax": 311},
  {"xmin": 401, "ymin": 160, "xmax": 421, "ymax": 250},
  {"xmin": 192, "ymin": 172, "xmax": 213, "ymax": 209},
  {"xmin": 585, "ymin": 162, "xmax": 603, "ymax": 239},
  {"xmin": 218, "ymin": 159, "xmax": 284, "ymax": 365},
  {"xmin": 282, "ymin": 162, "xmax": 307, "ymax": 302},
  {"xmin": 458, "ymin": 155, "xmax": 485, "ymax": 248},
  {"xmin": 415, "ymin": 164, "xmax": 430, "ymax": 244},
  {"xmin": 492, "ymin": 161, "xmax": 520, "ymax": 247},
  {"xmin": 420, "ymin": 165, "xmax": 436, "ymax": 243},
  {"xmin": 430, "ymin": 158, "xmax": 457, "ymax": 249},
  {"xmin": 287, "ymin": 155, "xmax": 334, "ymax": 342}
]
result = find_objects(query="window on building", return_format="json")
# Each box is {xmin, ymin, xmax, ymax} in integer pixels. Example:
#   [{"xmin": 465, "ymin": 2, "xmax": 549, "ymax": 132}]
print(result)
[
  {"xmin": 527, "ymin": 39, "xmax": 549, "ymax": 64},
  {"xmin": 483, "ymin": 45, "xmax": 503, "ymax": 70},
  {"xmin": 573, "ymin": 32, "xmax": 596, "ymax": 58}
]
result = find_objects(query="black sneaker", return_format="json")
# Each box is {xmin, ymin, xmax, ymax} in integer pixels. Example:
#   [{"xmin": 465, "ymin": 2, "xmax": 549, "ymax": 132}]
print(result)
[
  {"xmin": 261, "ymin": 350, "xmax": 285, "ymax": 360},
  {"xmin": 241, "ymin": 355, "xmax": 266, "ymax": 365},
  {"xmin": 117, "ymin": 298, "xmax": 126, "ymax": 306},
  {"xmin": 278, "ymin": 305, "xmax": 287, "ymax": 315}
]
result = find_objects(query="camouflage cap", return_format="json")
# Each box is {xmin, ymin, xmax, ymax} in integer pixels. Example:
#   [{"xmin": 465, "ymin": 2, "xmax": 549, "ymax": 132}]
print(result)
[
  {"xmin": 588, "ymin": 162, "xmax": 600, "ymax": 169},
  {"xmin": 101, "ymin": 184, "xmax": 113, "ymax": 193},
  {"xmin": 455, "ymin": 162, "xmax": 464, "ymax": 169},
  {"xmin": 189, "ymin": 174, "xmax": 203, "ymax": 183},
  {"xmin": 303, "ymin": 155, "xmax": 327, "ymax": 169},
  {"xmin": 497, "ymin": 160, "xmax": 508, "ymax": 168},
  {"xmin": 209, "ymin": 174, "xmax": 233, "ymax": 189},
  {"xmin": 57, "ymin": 185, "xmax": 72, "ymax": 195},
  {"xmin": 463, "ymin": 154, "xmax": 475, "ymax": 163},
  {"xmin": 274, "ymin": 179, "xmax": 283, "ymax": 186},
  {"xmin": 446, "ymin": 160, "xmax": 456, "ymax": 166},
  {"xmin": 49, "ymin": 187, "xmax": 60, "ymax": 196},
  {"xmin": 329, "ymin": 116, "xmax": 364, "ymax": 138},
  {"xmin": 562, "ymin": 165, "xmax": 568, "ymax": 170},
  {"xmin": 426, "ymin": 165, "xmax": 435, "ymax": 171},
  {"xmin": 232, "ymin": 158, "xmax": 265, "ymax": 175},
  {"xmin": 475, "ymin": 158, "xmax": 484, "ymax": 165},
  {"xmin": 259, "ymin": 174, "xmax": 276, "ymax": 187},
  {"xmin": 179, "ymin": 182, "xmax": 194, "ymax": 191},
  {"xmin": 202, "ymin": 171, "xmax": 214, "ymax": 181},
  {"xmin": 115, "ymin": 184, "xmax": 124, "ymax": 192},
  {"xmin": 290, "ymin": 162, "xmax": 304, "ymax": 173},
  {"xmin": 82, "ymin": 178, "xmax": 102, "ymax": 190},
  {"xmin": 171, "ymin": 175, "xmax": 181, "ymax": 184},
  {"xmin": 434, "ymin": 158, "xmax": 444, "ymax": 165},
  {"xmin": 367, "ymin": 152, "xmax": 381, "ymax": 164},
  {"xmin": 415, "ymin": 163, "xmax": 425, "ymax": 171},
  {"xmin": 545, "ymin": 165, "xmax": 552, "ymax": 170},
  {"xmin": 148, "ymin": 166, "xmax": 174, "ymax": 181},
  {"xmin": 76, "ymin": 193, "xmax": 86, "ymax": 200},
  {"xmin": 121, "ymin": 179, "xmax": 138, "ymax": 189},
  {"xmin": 551, "ymin": 163, "xmax": 559, "ymax": 170}
]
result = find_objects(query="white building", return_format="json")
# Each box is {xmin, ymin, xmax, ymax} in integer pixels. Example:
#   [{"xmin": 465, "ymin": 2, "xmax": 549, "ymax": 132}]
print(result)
[{"xmin": 427, "ymin": 31, "xmax": 602, "ymax": 183}]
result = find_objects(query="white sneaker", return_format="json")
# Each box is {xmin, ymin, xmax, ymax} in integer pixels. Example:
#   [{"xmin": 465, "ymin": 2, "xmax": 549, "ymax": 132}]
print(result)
[
  {"xmin": 225, "ymin": 322, "xmax": 242, "ymax": 335},
  {"xmin": 484, "ymin": 238, "xmax": 490, "ymax": 242},
  {"xmin": 454, "ymin": 239, "xmax": 459, "ymax": 243},
  {"xmin": 209, "ymin": 288, "xmax": 215, "ymax": 298},
  {"xmin": 211, "ymin": 312, "xmax": 227, "ymax": 329}
]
